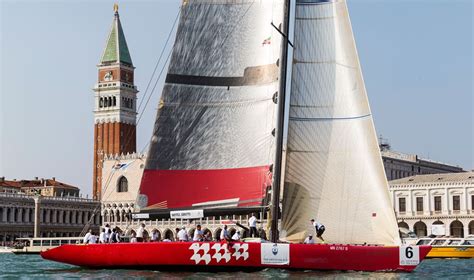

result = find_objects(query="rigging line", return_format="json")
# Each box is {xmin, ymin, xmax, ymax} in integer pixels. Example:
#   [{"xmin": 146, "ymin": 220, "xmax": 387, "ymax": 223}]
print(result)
[
  {"xmin": 271, "ymin": 22, "xmax": 294, "ymax": 48},
  {"xmin": 138, "ymin": 0, "xmax": 257, "ymax": 157},
  {"xmin": 136, "ymin": 50, "xmax": 172, "ymax": 127},
  {"xmin": 136, "ymin": 10, "xmax": 180, "ymax": 113}
]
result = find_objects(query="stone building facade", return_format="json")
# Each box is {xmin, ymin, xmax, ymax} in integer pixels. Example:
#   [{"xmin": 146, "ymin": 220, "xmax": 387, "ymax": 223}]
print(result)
[
  {"xmin": 389, "ymin": 172, "xmax": 474, "ymax": 238},
  {"xmin": 381, "ymin": 150, "xmax": 464, "ymax": 181},
  {"xmin": 0, "ymin": 192, "xmax": 100, "ymax": 242},
  {"xmin": 101, "ymin": 153, "xmax": 145, "ymax": 225}
]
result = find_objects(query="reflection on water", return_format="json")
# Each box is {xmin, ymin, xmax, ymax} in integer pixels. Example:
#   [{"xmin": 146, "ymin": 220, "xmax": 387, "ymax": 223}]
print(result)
[{"xmin": 0, "ymin": 254, "xmax": 473, "ymax": 279}]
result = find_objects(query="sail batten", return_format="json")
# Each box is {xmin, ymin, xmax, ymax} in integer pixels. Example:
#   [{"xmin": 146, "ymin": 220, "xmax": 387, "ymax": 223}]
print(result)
[{"xmin": 281, "ymin": 0, "xmax": 400, "ymax": 245}]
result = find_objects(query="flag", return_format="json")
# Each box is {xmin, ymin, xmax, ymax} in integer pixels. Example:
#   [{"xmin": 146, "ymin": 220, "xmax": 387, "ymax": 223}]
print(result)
[
  {"xmin": 262, "ymin": 36, "xmax": 271, "ymax": 46},
  {"xmin": 113, "ymin": 162, "xmax": 132, "ymax": 170}
]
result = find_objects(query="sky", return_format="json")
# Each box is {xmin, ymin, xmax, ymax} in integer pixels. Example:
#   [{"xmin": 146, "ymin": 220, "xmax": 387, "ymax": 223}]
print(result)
[{"xmin": 1, "ymin": 0, "xmax": 472, "ymax": 196}]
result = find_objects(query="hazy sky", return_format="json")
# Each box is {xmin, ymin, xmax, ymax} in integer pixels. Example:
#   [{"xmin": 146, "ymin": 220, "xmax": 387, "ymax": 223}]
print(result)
[{"xmin": 1, "ymin": 0, "xmax": 472, "ymax": 196}]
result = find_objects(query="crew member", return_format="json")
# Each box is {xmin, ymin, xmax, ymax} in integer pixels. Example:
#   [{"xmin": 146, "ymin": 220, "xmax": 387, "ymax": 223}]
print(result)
[
  {"xmin": 136, "ymin": 223, "xmax": 145, "ymax": 242},
  {"xmin": 88, "ymin": 232, "xmax": 98, "ymax": 244},
  {"xmin": 110, "ymin": 228, "xmax": 120, "ymax": 243},
  {"xmin": 231, "ymin": 230, "xmax": 241, "ymax": 241},
  {"xmin": 104, "ymin": 224, "xmax": 111, "ymax": 243},
  {"xmin": 304, "ymin": 234, "xmax": 315, "ymax": 244},
  {"xmin": 99, "ymin": 228, "xmax": 106, "ymax": 244},
  {"xmin": 178, "ymin": 226, "xmax": 189, "ymax": 241},
  {"xmin": 83, "ymin": 229, "xmax": 92, "ymax": 244},
  {"xmin": 193, "ymin": 225, "xmax": 204, "ymax": 242},
  {"xmin": 151, "ymin": 229, "xmax": 159, "ymax": 242},
  {"xmin": 311, "ymin": 219, "xmax": 325, "ymax": 242},
  {"xmin": 248, "ymin": 213, "xmax": 260, "ymax": 238},
  {"xmin": 220, "ymin": 225, "xmax": 231, "ymax": 241}
]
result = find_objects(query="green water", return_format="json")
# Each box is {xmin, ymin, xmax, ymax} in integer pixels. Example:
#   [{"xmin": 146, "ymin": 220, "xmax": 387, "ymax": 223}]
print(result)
[{"xmin": 0, "ymin": 254, "xmax": 472, "ymax": 279}]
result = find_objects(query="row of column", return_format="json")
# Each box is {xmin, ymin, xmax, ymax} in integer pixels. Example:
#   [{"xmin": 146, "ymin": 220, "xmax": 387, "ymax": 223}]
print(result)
[
  {"xmin": 102, "ymin": 208, "xmax": 132, "ymax": 223},
  {"xmin": 0, "ymin": 206, "xmax": 99, "ymax": 225}
]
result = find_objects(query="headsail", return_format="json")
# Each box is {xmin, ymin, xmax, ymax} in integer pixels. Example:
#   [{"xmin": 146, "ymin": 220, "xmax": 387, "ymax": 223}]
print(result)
[
  {"xmin": 281, "ymin": 0, "xmax": 400, "ymax": 245},
  {"xmin": 139, "ymin": 0, "xmax": 283, "ymax": 211}
]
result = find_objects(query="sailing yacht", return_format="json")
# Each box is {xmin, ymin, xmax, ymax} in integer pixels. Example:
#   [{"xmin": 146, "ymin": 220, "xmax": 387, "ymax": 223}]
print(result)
[{"xmin": 42, "ymin": 0, "xmax": 430, "ymax": 271}]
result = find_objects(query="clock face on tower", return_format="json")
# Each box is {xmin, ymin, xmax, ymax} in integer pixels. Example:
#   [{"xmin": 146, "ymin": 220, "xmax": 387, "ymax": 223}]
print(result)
[{"xmin": 104, "ymin": 71, "xmax": 113, "ymax": 81}]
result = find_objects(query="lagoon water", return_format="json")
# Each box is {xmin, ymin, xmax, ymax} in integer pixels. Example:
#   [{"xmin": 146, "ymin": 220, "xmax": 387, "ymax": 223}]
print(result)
[{"xmin": 0, "ymin": 254, "xmax": 473, "ymax": 279}]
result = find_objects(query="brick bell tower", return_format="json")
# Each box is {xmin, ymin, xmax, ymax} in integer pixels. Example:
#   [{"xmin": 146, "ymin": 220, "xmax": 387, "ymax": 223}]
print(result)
[{"xmin": 93, "ymin": 4, "xmax": 137, "ymax": 200}]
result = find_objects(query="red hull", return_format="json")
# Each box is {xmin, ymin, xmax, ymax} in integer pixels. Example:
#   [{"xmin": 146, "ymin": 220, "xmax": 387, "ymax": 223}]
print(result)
[
  {"xmin": 41, "ymin": 242, "xmax": 431, "ymax": 272},
  {"xmin": 140, "ymin": 166, "xmax": 272, "ymax": 209}
]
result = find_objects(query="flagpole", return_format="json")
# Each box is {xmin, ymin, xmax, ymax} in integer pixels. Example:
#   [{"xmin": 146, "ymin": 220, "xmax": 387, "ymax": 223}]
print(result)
[{"xmin": 270, "ymin": 0, "xmax": 291, "ymax": 244}]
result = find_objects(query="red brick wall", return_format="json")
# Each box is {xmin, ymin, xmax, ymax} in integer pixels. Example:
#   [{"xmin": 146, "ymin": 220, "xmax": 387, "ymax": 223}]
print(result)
[
  {"xmin": 93, "ymin": 122, "xmax": 136, "ymax": 200},
  {"xmin": 98, "ymin": 68, "xmax": 134, "ymax": 84}
]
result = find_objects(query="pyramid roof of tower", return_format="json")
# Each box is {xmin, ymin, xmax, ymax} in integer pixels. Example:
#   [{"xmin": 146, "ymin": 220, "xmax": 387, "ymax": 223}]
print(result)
[{"xmin": 100, "ymin": 8, "xmax": 133, "ymax": 66}]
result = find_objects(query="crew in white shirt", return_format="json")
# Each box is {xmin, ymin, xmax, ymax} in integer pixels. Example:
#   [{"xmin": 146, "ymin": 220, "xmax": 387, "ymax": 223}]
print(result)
[
  {"xmin": 178, "ymin": 227, "xmax": 189, "ymax": 241},
  {"xmin": 130, "ymin": 232, "xmax": 138, "ymax": 243},
  {"xmin": 193, "ymin": 225, "xmax": 204, "ymax": 242},
  {"xmin": 136, "ymin": 223, "xmax": 145, "ymax": 242},
  {"xmin": 220, "ymin": 225, "xmax": 230, "ymax": 241},
  {"xmin": 104, "ymin": 224, "xmax": 111, "ymax": 243},
  {"xmin": 83, "ymin": 229, "xmax": 92, "ymax": 244},
  {"xmin": 231, "ymin": 231, "xmax": 240, "ymax": 241},
  {"xmin": 88, "ymin": 233, "xmax": 98, "ymax": 244},
  {"xmin": 248, "ymin": 213, "xmax": 259, "ymax": 238},
  {"xmin": 99, "ymin": 229, "xmax": 106, "ymax": 243},
  {"xmin": 310, "ymin": 219, "xmax": 325, "ymax": 242},
  {"xmin": 304, "ymin": 235, "xmax": 315, "ymax": 244}
]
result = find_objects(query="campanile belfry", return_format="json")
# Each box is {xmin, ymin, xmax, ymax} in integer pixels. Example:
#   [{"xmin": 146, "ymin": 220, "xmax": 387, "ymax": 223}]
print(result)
[{"xmin": 93, "ymin": 4, "xmax": 137, "ymax": 200}]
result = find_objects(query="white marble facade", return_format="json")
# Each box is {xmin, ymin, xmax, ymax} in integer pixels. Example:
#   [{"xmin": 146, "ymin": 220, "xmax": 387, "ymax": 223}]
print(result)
[{"xmin": 389, "ymin": 172, "xmax": 474, "ymax": 238}]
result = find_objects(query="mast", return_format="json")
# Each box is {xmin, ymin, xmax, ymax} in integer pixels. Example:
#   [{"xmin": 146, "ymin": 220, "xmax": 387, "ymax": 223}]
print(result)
[{"xmin": 270, "ymin": 0, "xmax": 291, "ymax": 243}]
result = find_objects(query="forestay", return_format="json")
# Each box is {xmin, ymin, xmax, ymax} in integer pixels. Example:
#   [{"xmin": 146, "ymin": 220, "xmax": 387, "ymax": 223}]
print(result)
[{"xmin": 280, "ymin": 0, "xmax": 400, "ymax": 245}]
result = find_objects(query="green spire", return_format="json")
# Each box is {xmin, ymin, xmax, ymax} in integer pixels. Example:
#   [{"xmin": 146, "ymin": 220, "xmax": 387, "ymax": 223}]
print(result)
[{"xmin": 101, "ymin": 6, "xmax": 133, "ymax": 66}]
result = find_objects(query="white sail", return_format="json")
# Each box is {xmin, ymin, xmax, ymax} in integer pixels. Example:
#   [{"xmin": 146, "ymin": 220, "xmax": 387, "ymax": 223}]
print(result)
[
  {"xmin": 140, "ymin": 0, "xmax": 283, "ymax": 210},
  {"xmin": 281, "ymin": 0, "xmax": 401, "ymax": 245}
]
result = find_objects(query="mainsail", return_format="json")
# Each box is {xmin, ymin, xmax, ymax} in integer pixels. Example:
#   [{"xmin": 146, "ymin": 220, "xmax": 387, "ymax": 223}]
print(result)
[
  {"xmin": 280, "ymin": 0, "xmax": 401, "ymax": 245},
  {"xmin": 140, "ymin": 0, "xmax": 283, "ymax": 210}
]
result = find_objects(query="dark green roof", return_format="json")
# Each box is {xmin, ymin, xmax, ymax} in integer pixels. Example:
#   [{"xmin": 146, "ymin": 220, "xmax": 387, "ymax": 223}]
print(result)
[{"xmin": 101, "ymin": 12, "xmax": 133, "ymax": 66}]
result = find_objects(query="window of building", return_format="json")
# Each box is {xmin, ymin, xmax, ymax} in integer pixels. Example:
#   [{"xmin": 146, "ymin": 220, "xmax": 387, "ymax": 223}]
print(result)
[
  {"xmin": 399, "ymin": 197, "xmax": 406, "ymax": 212},
  {"xmin": 453, "ymin": 195, "xmax": 460, "ymax": 211},
  {"xmin": 416, "ymin": 197, "xmax": 423, "ymax": 212},
  {"xmin": 117, "ymin": 176, "xmax": 128, "ymax": 193},
  {"xmin": 471, "ymin": 195, "xmax": 474, "ymax": 210},
  {"xmin": 434, "ymin": 196, "xmax": 442, "ymax": 211}
]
